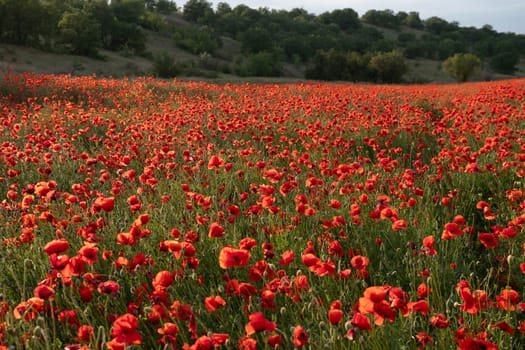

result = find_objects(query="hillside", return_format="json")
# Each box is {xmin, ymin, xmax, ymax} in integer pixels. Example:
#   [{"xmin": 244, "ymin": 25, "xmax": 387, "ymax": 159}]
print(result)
[{"xmin": 1, "ymin": 2, "xmax": 525, "ymax": 83}]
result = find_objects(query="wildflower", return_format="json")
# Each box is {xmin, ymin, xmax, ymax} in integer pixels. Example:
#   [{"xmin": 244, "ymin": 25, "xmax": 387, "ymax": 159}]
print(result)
[
  {"xmin": 208, "ymin": 222, "xmax": 225, "ymax": 238},
  {"xmin": 457, "ymin": 338, "xmax": 498, "ymax": 350},
  {"xmin": 109, "ymin": 313, "xmax": 142, "ymax": 345},
  {"xmin": 279, "ymin": 250, "xmax": 294, "ymax": 265},
  {"xmin": 76, "ymin": 325, "xmax": 94, "ymax": 342},
  {"xmin": 245, "ymin": 312, "xmax": 276, "ymax": 335},
  {"xmin": 266, "ymin": 334, "xmax": 282, "ymax": 347},
  {"xmin": 44, "ymin": 239, "xmax": 70, "ymax": 255},
  {"xmin": 204, "ymin": 295, "xmax": 226, "ymax": 312},
  {"xmin": 415, "ymin": 332, "xmax": 433, "ymax": 347},
  {"xmin": 430, "ymin": 314, "xmax": 449, "ymax": 329},
  {"xmin": 358, "ymin": 286, "xmax": 396, "ymax": 326},
  {"xmin": 219, "ymin": 246, "xmax": 251, "ymax": 269},
  {"xmin": 292, "ymin": 325, "xmax": 308, "ymax": 347}
]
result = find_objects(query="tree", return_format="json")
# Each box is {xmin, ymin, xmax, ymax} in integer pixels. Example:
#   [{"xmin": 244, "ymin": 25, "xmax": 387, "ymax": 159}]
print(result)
[
  {"xmin": 156, "ymin": 0, "xmax": 177, "ymax": 14},
  {"xmin": 425, "ymin": 16, "xmax": 457, "ymax": 34},
  {"xmin": 152, "ymin": 51, "xmax": 180, "ymax": 78},
  {"xmin": 58, "ymin": 8, "xmax": 101, "ymax": 56},
  {"xmin": 368, "ymin": 50, "xmax": 408, "ymax": 83},
  {"xmin": 403, "ymin": 11, "xmax": 423, "ymax": 29},
  {"xmin": 437, "ymin": 38, "xmax": 462, "ymax": 59},
  {"xmin": 173, "ymin": 25, "xmax": 221, "ymax": 55},
  {"xmin": 489, "ymin": 52, "xmax": 519, "ymax": 74},
  {"xmin": 318, "ymin": 9, "xmax": 361, "ymax": 32},
  {"xmin": 110, "ymin": 0, "xmax": 145, "ymax": 24},
  {"xmin": 442, "ymin": 53, "xmax": 481, "ymax": 82},
  {"xmin": 239, "ymin": 27, "xmax": 273, "ymax": 54},
  {"xmin": 361, "ymin": 9, "xmax": 400, "ymax": 29},
  {"xmin": 182, "ymin": 0, "xmax": 213, "ymax": 23},
  {"xmin": 236, "ymin": 51, "xmax": 283, "ymax": 77},
  {"xmin": 0, "ymin": 0, "xmax": 46, "ymax": 45}
]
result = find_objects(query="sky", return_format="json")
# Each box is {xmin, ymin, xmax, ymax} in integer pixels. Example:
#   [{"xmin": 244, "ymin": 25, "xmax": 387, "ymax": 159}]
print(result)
[{"xmin": 210, "ymin": 0, "xmax": 525, "ymax": 34}]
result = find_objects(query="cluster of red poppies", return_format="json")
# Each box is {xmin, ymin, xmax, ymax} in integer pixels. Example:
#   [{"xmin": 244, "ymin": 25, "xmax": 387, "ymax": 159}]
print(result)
[{"xmin": 1, "ymin": 72, "xmax": 525, "ymax": 349}]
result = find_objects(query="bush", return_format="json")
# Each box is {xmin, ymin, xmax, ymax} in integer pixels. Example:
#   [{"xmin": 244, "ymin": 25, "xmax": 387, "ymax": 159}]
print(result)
[
  {"xmin": 368, "ymin": 50, "xmax": 409, "ymax": 83},
  {"xmin": 173, "ymin": 26, "xmax": 221, "ymax": 55},
  {"xmin": 235, "ymin": 51, "xmax": 283, "ymax": 77},
  {"xmin": 489, "ymin": 51, "xmax": 519, "ymax": 74},
  {"xmin": 152, "ymin": 51, "xmax": 180, "ymax": 78},
  {"xmin": 442, "ymin": 53, "xmax": 481, "ymax": 82}
]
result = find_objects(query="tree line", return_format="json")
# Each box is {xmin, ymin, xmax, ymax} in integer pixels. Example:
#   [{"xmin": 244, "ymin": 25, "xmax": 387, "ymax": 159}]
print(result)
[{"xmin": 1, "ymin": 0, "xmax": 524, "ymax": 82}]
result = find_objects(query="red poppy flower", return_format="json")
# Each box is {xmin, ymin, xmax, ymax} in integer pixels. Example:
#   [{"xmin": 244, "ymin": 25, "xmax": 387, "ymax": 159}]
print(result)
[
  {"xmin": 350, "ymin": 255, "xmax": 369, "ymax": 270},
  {"xmin": 491, "ymin": 321, "xmax": 514, "ymax": 336},
  {"xmin": 97, "ymin": 280, "xmax": 120, "ymax": 297},
  {"xmin": 407, "ymin": 300, "xmax": 429, "ymax": 316},
  {"xmin": 266, "ymin": 334, "xmax": 282, "ymax": 347},
  {"xmin": 279, "ymin": 250, "xmax": 294, "ymax": 265},
  {"xmin": 458, "ymin": 287, "xmax": 488, "ymax": 314},
  {"xmin": 204, "ymin": 295, "xmax": 226, "ymax": 312},
  {"xmin": 495, "ymin": 288, "xmax": 520, "ymax": 311},
  {"xmin": 93, "ymin": 196, "xmax": 115, "ymax": 213},
  {"xmin": 245, "ymin": 312, "xmax": 276, "ymax": 335},
  {"xmin": 478, "ymin": 232, "xmax": 499, "ymax": 248},
  {"xmin": 458, "ymin": 338, "xmax": 498, "ymax": 350},
  {"xmin": 391, "ymin": 219, "xmax": 407, "ymax": 231},
  {"xmin": 328, "ymin": 309, "xmax": 343, "ymax": 325},
  {"xmin": 415, "ymin": 332, "xmax": 433, "ymax": 347},
  {"xmin": 292, "ymin": 325, "xmax": 308, "ymax": 347},
  {"xmin": 421, "ymin": 236, "xmax": 437, "ymax": 255},
  {"xmin": 106, "ymin": 338, "xmax": 125, "ymax": 350},
  {"xmin": 76, "ymin": 325, "xmax": 94, "ymax": 342},
  {"xmin": 33, "ymin": 284, "xmax": 55, "ymax": 300},
  {"xmin": 44, "ymin": 239, "xmax": 70, "ymax": 255},
  {"xmin": 109, "ymin": 313, "xmax": 142, "ymax": 345},
  {"xmin": 442, "ymin": 222, "xmax": 463, "ymax": 240},
  {"xmin": 430, "ymin": 314, "xmax": 450, "ymax": 329},
  {"xmin": 350, "ymin": 312, "xmax": 373, "ymax": 331},
  {"xmin": 78, "ymin": 244, "xmax": 98, "ymax": 266},
  {"xmin": 152, "ymin": 270, "xmax": 174, "ymax": 291},
  {"xmin": 208, "ymin": 222, "xmax": 225, "ymax": 238},
  {"xmin": 417, "ymin": 282, "xmax": 432, "ymax": 299},
  {"xmin": 219, "ymin": 246, "xmax": 250, "ymax": 269},
  {"xmin": 358, "ymin": 286, "xmax": 396, "ymax": 326}
]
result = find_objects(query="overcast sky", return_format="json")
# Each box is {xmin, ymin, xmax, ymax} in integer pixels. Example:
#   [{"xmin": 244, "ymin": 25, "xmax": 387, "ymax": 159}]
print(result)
[{"xmin": 210, "ymin": 0, "xmax": 525, "ymax": 34}]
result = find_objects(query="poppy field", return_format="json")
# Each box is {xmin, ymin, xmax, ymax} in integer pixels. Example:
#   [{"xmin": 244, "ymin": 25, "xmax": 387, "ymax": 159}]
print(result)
[{"xmin": 1, "ymin": 72, "xmax": 525, "ymax": 349}]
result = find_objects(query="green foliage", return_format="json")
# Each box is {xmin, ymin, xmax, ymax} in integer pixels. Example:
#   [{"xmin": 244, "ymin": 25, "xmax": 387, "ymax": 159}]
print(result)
[
  {"xmin": 305, "ymin": 49, "xmax": 349, "ymax": 81},
  {"xmin": 0, "ymin": 0, "xmax": 523, "ymax": 81},
  {"xmin": 442, "ymin": 53, "xmax": 482, "ymax": 82},
  {"xmin": 361, "ymin": 9, "xmax": 401, "ymax": 29},
  {"xmin": 173, "ymin": 25, "xmax": 221, "ymax": 55},
  {"xmin": 111, "ymin": 0, "xmax": 145, "ymax": 24},
  {"xmin": 306, "ymin": 49, "xmax": 408, "ymax": 83},
  {"xmin": 182, "ymin": 0, "xmax": 214, "ymax": 23},
  {"xmin": 403, "ymin": 11, "xmax": 424, "ymax": 28},
  {"xmin": 425, "ymin": 16, "xmax": 458, "ymax": 34},
  {"xmin": 152, "ymin": 51, "xmax": 180, "ymax": 78},
  {"xmin": 0, "ymin": 0, "xmax": 46, "ymax": 45},
  {"xmin": 238, "ymin": 27, "xmax": 273, "ymax": 54},
  {"xmin": 368, "ymin": 50, "xmax": 409, "ymax": 83},
  {"xmin": 58, "ymin": 8, "xmax": 101, "ymax": 57},
  {"xmin": 490, "ymin": 52, "xmax": 519, "ymax": 74},
  {"xmin": 234, "ymin": 51, "xmax": 283, "ymax": 77},
  {"xmin": 437, "ymin": 38, "xmax": 462, "ymax": 60},
  {"xmin": 149, "ymin": 0, "xmax": 177, "ymax": 14},
  {"xmin": 318, "ymin": 8, "xmax": 361, "ymax": 32}
]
